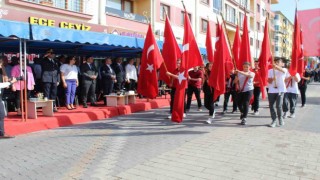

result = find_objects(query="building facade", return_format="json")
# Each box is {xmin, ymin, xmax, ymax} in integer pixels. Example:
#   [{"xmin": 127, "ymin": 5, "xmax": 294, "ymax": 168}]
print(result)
[{"xmin": 273, "ymin": 11, "xmax": 294, "ymax": 60}]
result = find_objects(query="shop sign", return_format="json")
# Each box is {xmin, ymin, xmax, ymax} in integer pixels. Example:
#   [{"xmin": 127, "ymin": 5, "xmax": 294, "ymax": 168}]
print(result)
[{"xmin": 29, "ymin": 16, "xmax": 91, "ymax": 31}]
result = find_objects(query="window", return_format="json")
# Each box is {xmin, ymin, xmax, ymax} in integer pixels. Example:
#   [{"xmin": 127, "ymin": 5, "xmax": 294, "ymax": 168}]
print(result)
[
  {"xmin": 239, "ymin": 0, "xmax": 247, "ymax": 8},
  {"xmin": 267, "ymin": 12, "xmax": 270, "ymax": 19},
  {"xmin": 275, "ymin": 46, "xmax": 279, "ymax": 51},
  {"xmin": 275, "ymin": 25, "xmax": 279, "ymax": 31},
  {"xmin": 275, "ymin": 36, "xmax": 279, "ymax": 41},
  {"xmin": 274, "ymin": 14, "xmax": 279, "ymax": 20},
  {"xmin": 250, "ymin": 38, "xmax": 253, "ymax": 45},
  {"xmin": 24, "ymin": 0, "xmax": 83, "ymax": 12},
  {"xmin": 201, "ymin": 19, "xmax": 208, "ymax": 32},
  {"xmin": 256, "ymin": 40, "xmax": 260, "ymax": 49},
  {"xmin": 181, "ymin": 11, "xmax": 191, "ymax": 25},
  {"xmin": 160, "ymin": 4, "xmax": 170, "ymax": 21},
  {"xmin": 54, "ymin": 0, "xmax": 66, "ymax": 9},
  {"xmin": 262, "ymin": 25, "xmax": 264, "ymax": 31},
  {"xmin": 225, "ymin": 5, "xmax": 236, "ymax": 24},
  {"xmin": 68, "ymin": 0, "xmax": 81, "ymax": 12},
  {"xmin": 201, "ymin": 0, "xmax": 209, "ymax": 4},
  {"xmin": 257, "ymin": 22, "xmax": 260, "ymax": 31},
  {"xmin": 239, "ymin": 13, "xmax": 244, "ymax": 27},
  {"xmin": 213, "ymin": 0, "xmax": 222, "ymax": 12},
  {"xmin": 106, "ymin": 0, "xmax": 133, "ymax": 13},
  {"xmin": 257, "ymin": 4, "xmax": 260, "ymax": 13},
  {"xmin": 262, "ymin": 9, "xmax": 266, "ymax": 16}
]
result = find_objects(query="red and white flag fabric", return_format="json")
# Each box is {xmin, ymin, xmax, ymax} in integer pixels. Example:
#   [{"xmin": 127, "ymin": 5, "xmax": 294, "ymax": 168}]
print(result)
[
  {"xmin": 233, "ymin": 25, "xmax": 241, "ymax": 70},
  {"xmin": 209, "ymin": 24, "xmax": 231, "ymax": 101},
  {"xmin": 289, "ymin": 9, "xmax": 303, "ymax": 76},
  {"xmin": 206, "ymin": 21, "xmax": 214, "ymax": 63},
  {"xmin": 171, "ymin": 11, "xmax": 203, "ymax": 123},
  {"xmin": 159, "ymin": 16, "xmax": 181, "ymax": 85},
  {"xmin": 137, "ymin": 24, "xmax": 164, "ymax": 99},
  {"xmin": 297, "ymin": 28, "xmax": 305, "ymax": 76},
  {"xmin": 239, "ymin": 15, "xmax": 253, "ymax": 70},
  {"xmin": 258, "ymin": 18, "xmax": 272, "ymax": 99}
]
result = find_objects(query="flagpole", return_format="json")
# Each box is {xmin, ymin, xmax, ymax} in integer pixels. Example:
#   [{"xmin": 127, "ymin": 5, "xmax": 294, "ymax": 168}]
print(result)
[
  {"xmin": 219, "ymin": 13, "xmax": 237, "ymax": 70},
  {"xmin": 266, "ymin": 17, "xmax": 278, "ymax": 88},
  {"xmin": 161, "ymin": 7, "xmax": 170, "ymax": 73},
  {"xmin": 181, "ymin": 0, "xmax": 186, "ymax": 12}
]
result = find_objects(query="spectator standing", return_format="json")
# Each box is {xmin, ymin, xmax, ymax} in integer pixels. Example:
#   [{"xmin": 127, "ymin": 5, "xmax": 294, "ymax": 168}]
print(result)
[
  {"xmin": 112, "ymin": 57, "xmax": 126, "ymax": 91},
  {"xmin": 32, "ymin": 58, "xmax": 42, "ymax": 93},
  {"xmin": 299, "ymin": 68, "xmax": 312, "ymax": 108},
  {"xmin": 100, "ymin": 58, "xmax": 116, "ymax": 105},
  {"xmin": 125, "ymin": 58, "xmax": 138, "ymax": 91}
]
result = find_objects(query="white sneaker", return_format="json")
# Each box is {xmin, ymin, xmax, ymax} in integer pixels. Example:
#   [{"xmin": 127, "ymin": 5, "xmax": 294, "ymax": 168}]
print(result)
[
  {"xmin": 167, "ymin": 115, "xmax": 172, "ymax": 119},
  {"xmin": 206, "ymin": 118, "xmax": 213, "ymax": 124},
  {"xmin": 211, "ymin": 113, "xmax": 215, "ymax": 119},
  {"xmin": 282, "ymin": 112, "xmax": 287, "ymax": 119},
  {"xmin": 254, "ymin": 111, "xmax": 259, "ymax": 115},
  {"xmin": 279, "ymin": 120, "xmax": 285, "ymax": 126},
  {"xmin": 183, "ymin": 113, "xmax": 186, "ymax": 118},
  {"xmin": 269, "ymin": 121, "xmax": 276, "ymax": 128},
  {"xmin": 288, "ymin": 113, "xmax": 295, "ymax": 118},
  {"xmin": 198, "ymin": 108, "xmax": 203, "ymax": 112}
]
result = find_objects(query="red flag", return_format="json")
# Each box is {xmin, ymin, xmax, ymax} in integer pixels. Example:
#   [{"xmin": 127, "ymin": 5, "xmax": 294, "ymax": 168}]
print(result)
[
  {"xmin": 239, "ymin": 15, "xmax": 253, "ymax": 70},
  {"xmin": 206, "ymin": 21, "xmax": 214, "ymax": 63},
  {"xmin": 258, "ymin": 18, "xmax": 272, "ymax": 99},
  {"xmin": 137, "ymin": 24, "xmax": 163, "ymax": 99},
  {"xmin": 233, "ymin": 25, "xmax": 241, "ymax": 70},
  {"xmin": 209, "ymin": 24, "xmax": 230, "ymax": 100},
  {"xmin": 297, "ymin": 28, "xmax": 305, "ymax": 76},
  {"xmin": 289, "ymin": 9, "xmax": 302, "ymax": 76},
  {"xmin": 172, "ymin": 11, "xmax": 203, "ymax": 123},
  {"xmin": 159, "ymin": 16, "xmax": 181, "ymax": 85}
]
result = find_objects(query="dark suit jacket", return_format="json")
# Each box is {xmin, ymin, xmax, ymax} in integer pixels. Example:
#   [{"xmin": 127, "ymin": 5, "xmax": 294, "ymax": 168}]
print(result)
[
  {"xmin": 112, "ymin": 63, "xmax": 126, "ymax": 83},
  {"xmin": 41, "ymin": 57, "xmax": 60, "ymax": 83},
  {"xmin": 100, "ymin": 64, "xmax": 115, "ymax": 81},
  {"xmin": 80, "ymin": 63, "xmax": 98, "ymax": 84}
]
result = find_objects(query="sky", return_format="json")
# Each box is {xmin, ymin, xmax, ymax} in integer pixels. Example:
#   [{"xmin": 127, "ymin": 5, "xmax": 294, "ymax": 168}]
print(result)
[{"xmin": 271, "ymin": 0, "xmax": 320, "ymax": 23}]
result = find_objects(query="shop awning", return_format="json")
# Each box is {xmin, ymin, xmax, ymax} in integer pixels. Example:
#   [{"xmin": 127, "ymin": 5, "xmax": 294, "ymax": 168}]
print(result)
[{"xmin": 0, "ymin": 19, "xmax": 30, "ymax": 39}]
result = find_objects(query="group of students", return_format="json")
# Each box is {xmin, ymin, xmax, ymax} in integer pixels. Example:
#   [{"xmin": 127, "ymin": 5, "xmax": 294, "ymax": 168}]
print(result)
[{"xmin": 167, "ymin": 58, "xmax": 311, "ymax": 127}]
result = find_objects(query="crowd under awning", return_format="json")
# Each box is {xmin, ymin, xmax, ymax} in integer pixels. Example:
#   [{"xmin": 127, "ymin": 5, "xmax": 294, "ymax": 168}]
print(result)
[{"xmin": 0, "ymin": 19, "xmax": 206, "ymax": 58}]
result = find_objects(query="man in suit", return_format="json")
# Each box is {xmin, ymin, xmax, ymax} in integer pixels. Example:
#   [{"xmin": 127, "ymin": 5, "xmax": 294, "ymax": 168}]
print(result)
[
  {"xmin": 112, "ymin": 57, "xmax": 126, "ymax": 92},
  {"xmin": 100, "ymin": 58, "xmax": 116, "ymax": 105},
  {"xmin": 80, "ymin": 55, "xmax": 98, "ymax": 108},
  {"xmin": 41, "ymin": 49, "xmax": 60, "ymax": 112}
]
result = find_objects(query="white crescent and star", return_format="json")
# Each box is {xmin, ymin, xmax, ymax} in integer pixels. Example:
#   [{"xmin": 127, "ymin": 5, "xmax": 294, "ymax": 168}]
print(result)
[
  {"xmin": 177, "ymin": 71, "xmax": 187, "ymax": 84},
  {"xmin": 146, "ymin": 63, "xmax": 154, "ymax": 73},
  {"xmin": 182, "ymin": 43, "xmax": 189, "ymax": 53},
  {"xmin": 147, "ymin": 45, "xmax": 155, "ymax": 59},
  {"xmin": 213, "ymin": 37, "xmax": 219, "ymax": 51}
]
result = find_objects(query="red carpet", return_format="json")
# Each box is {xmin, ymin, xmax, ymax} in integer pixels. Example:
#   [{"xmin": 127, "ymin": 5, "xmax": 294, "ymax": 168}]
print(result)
[{"xmin": 5, "ymin": 97, "xmax": 171, "ymax": 136}]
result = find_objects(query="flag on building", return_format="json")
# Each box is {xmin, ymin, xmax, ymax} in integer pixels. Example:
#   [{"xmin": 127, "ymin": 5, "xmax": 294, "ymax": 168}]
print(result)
[
  {"xmin": 159, "ymin": 16, "xmax": 181, "ymax": 85},
  {"xmin": 137, "ymin": 24, "xmax": 164, "ymax": 99}
]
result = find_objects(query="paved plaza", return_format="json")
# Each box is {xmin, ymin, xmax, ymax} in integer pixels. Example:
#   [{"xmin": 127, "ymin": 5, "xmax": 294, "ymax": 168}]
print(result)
[{"xmin": 0, "ymin": 83, "xmax": 320, "ymax": 180}]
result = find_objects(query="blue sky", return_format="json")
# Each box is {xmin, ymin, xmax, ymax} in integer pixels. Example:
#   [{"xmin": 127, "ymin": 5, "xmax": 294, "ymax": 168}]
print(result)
[{"xmin": 271, "ymin": 0, "xmax": 320, "ymax": 23}]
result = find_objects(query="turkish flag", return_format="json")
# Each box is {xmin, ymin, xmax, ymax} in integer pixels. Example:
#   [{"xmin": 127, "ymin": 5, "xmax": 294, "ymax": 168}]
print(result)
[
  {"xmin": 209, "ymin": 24, "xmax": 230, "ymax": 101},
  {"xmin": 233, "ymin": 25, "xmax": 241, "ymax": 70},
  {"xmin": 171, "ymin": 11, "xmax": 203, "ymax": 123},
  {"xmin": 297, "ymin": 28, "xmax": 305, "ymax": 76},
  {"xmin": 159, "ymin": 16, "xmax": 181, "ymax": 85},
  {"xmin": 239, "ymin": 15, "xmax": 253, "ymax": 70},
  {"xmin": 206, "ymin": 21, "xmax": 214, "ymax": 63},
  {"xmin": 258, "ymin": 18, "xmax": 272, "ymax": 99},
  {"xmin": 137, "ymin": 24, "xmax": 163, "ymax": 99},
  {"xmin": 289, "ymin": 9, "xmax": 302, "ymax": 76}
]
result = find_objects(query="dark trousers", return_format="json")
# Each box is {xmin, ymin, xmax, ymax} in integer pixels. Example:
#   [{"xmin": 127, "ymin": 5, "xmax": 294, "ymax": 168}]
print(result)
[
  {"xmin": 223, "ymin": 91, "xmax": 238, "ymax": 112},
  {"xmin": 204, "ymin": 90, "xmax": 215, "ymax": 116},
  {"xmin": 299, "ymin": 85, "xmax": 307, "ymax": 105},
  {"xmin": 0, "ymin": 99, "xmax": 5, "ymax": 136},
  {"xmin": 114, "ymin": 80, "xmax": 124, "ymax": 91},
  {"xmin": 43, "ymin": 82, "xmax": 57, "ymax": 106},
  {"xmin": 186, "ymin": 86, "xmax": 202, "ymax": 110},
  {"xmin": 237, "ymin": 90, "xmax": 253, "ymax": 119},
  {"xmin": 15, "ymin": 90, "xmax": 31, "ymax": 109},
  {"xmin": 268, "ymin": 93, "xmax": 284, "ymax": 121},
  {"xmin": 252, "ymin": 87, "xmax": 261, "ymax": 112},
  {"xmin": 125, "ymin": 79, "xmax": 136, "ymax": 91},
  {"xmin": 102, "ymin": 81, "xmax": 114, "ymax": 104},
  {"xmin": 82, "ymin": 82, "xmax": 96, "ymax": 104},
  {"xmin": 283, "ymin": 92, "xmax": 298, "ymax": 114},
  {"xmin": 170, "ymin": 88, "xmax": 186, "ymax": 114}
]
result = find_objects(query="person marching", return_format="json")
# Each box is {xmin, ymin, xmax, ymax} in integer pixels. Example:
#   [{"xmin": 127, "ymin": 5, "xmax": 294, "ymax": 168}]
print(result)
[
  {"xmin": 235, "ymin": 62, "xmax": 255, "ymax": 125},
  {"xmin": 252, "ymin": 61, "xmax": 262, "ymax": 115},
  {"xmin": 166, "ymin": 59, "xmax": 186, "ymax": 119},
  {"xmin": 267, "ymin": 58, "xmax": 289, "ymax": 128},
  {"xmin": 298, "ymin": 67, "xmax": 312, "ymax": 108},
  {"xmin": 283, "ymin": 64, "xmax": 301, "ymax": 119},
  {"xmin": 223, "ymin": 69, "xmax": 238, "ymax": 114},
  {"xmin": 186, "ymin": 66, "xmax": 203, "ymax": 112},
  {"xmin": 203, "ymin": 63, "xmax": 215, "ymax": 124}
]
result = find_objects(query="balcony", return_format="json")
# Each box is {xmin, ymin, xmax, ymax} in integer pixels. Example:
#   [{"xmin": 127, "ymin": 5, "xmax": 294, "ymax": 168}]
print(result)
[{"xmin": 105, "ymin": 7, "xmax": 148, "ymax": 24}]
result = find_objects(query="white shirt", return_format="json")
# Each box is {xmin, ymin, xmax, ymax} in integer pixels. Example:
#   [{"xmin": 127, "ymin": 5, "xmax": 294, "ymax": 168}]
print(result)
[
  {"xmin": 286, "ymin": 73, "xmax": 301, "ymax": 94},
  {"xmin": 125, "ymin": 64, "xmax": 137, "ymax": 81},
  {"xmin": 60, "ymin": 64, "xmax": 78, "ymax": 80},
  {"xmin": 238, "ymin": 72, "xmax": 255, "ymax": 92},
  {"xmin": 268, "ymin": 68, "xmax": 290, "ymax": 93}
]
